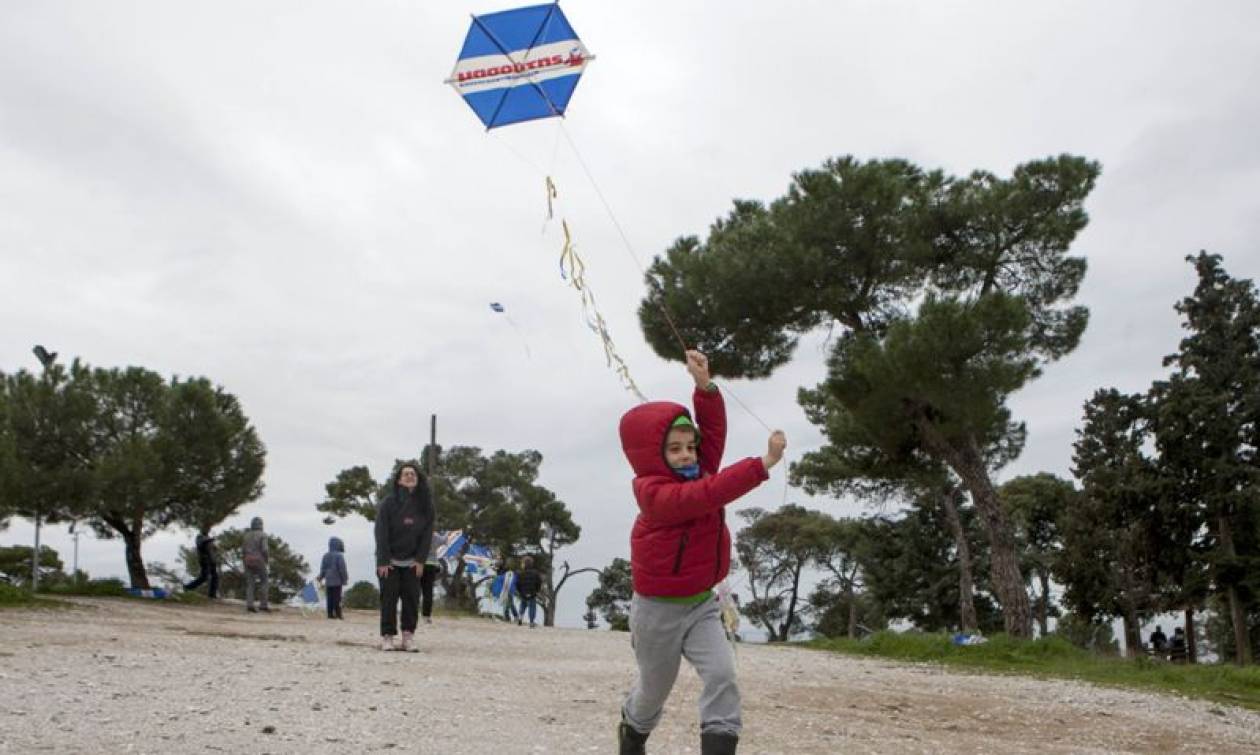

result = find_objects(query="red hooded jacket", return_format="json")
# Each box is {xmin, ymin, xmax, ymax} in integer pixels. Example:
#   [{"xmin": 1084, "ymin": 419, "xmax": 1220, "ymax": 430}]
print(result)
[{"xmin": 619, "ymin": 387, "xmax": 769, "ymax": 597}]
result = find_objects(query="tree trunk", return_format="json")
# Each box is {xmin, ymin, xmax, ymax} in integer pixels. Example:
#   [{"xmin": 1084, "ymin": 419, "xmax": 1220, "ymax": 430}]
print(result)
[
  {"xmin": 102, "ymin": 514, "xmax": 150, "ymax": 589},
  {"xmin": 547, "ymin": 563, "xmax": 599, "ymax": 628},
  {"xmin": 1037, "ymin": 570, "xmax": 1051, "ymax": 638},
  {"xmin": 918, "ymin": 423, "xmax": 1031, "ymax": 637},
  {"xmin": 778, "ymin": 562, "xmax": 804, "ymax": 642},
  {"xmin": 1184, "ymin": 606, "xmax": 1197, "ymax": 664},
  {"xmin": 1218, "ymin": 514, "xmax": 1252, "ymax": 665},
  {"xmin": 938, "ymin": 484, "xmax": 979, "ymax": 633},
  {"xmin": 123, "ymin": 529, "xmax": 149, "ymax": 589},
  {"xmin": 845, "ymin": 582, "xmax": 858, "ymax": 639}
]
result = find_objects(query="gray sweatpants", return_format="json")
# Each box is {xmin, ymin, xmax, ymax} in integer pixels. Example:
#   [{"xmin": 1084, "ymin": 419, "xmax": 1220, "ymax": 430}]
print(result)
[
  {"xmin": 622, "ymin": 593, "xmax": 740, "ymax": 736},
  {"xmin": 244, "ymin": 564, "xmax": 269, "ymax": 609}
]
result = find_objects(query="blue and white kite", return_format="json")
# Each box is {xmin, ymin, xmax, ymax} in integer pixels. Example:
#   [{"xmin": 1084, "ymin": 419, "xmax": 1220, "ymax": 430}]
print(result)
[{"xmin": 446, "ymin": 2, "xmax": 594, "ymax": 129}]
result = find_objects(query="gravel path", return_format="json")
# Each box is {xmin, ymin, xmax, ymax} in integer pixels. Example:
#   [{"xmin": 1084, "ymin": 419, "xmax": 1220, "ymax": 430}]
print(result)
[{"xmin": 1, "ymin": 598, "xmax": 1256, "ymax": 754}]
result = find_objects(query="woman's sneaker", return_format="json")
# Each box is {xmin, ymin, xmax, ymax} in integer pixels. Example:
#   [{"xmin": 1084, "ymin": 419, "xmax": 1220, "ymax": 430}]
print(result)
[
  {"xmin": 380, "ymin": 635, "xmax": 396, "ymax": 651},
  {"xmin": 400, "ymin": 631, "xmax": 418, "ymax": 652}
]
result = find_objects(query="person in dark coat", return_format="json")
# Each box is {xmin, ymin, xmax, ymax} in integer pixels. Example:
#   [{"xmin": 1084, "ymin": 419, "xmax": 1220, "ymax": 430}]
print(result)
[
  {"xmin": 374, "ymin": 462, "xmax": 435, "ymax": 651},
  {"xmin": 182, "ymin": 529, "xmax": 219, "ymax": 599},
  {"xmin": 516, "ymin": 555, "xmax": 543, "ymax": 627},
  {"xmin": 318, "ymin": 536, "xmax": 349, "ymax": 619}
]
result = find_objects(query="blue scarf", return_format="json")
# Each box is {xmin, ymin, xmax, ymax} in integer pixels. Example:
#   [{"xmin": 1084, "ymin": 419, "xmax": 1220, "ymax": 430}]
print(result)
[{"xmin": 674, "ymin": 463, "xmax": 701, "ymax": 480}]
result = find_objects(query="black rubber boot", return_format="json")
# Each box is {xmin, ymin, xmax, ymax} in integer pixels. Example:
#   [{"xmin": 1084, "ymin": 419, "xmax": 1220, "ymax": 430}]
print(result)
[
  {"xmin": 700, "ymin": 731, "xmax": 738, "ymax": 755},
  {"xmin": 618, "ymin": 720, "xmax": 649, "ymax": 755}
]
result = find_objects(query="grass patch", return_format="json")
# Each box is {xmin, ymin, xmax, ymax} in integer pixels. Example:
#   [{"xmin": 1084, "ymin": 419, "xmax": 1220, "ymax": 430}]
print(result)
[
  {"xmin": 807, "ymin": 631, "xmax": 1260, "ymax": 711},
  {"xmin": 40, "ymin": 578, "xmax": 128, "ymax": 597},
  {"xmin": 0, "ymin": 581, "xmax": 72, "ymax": 610}
]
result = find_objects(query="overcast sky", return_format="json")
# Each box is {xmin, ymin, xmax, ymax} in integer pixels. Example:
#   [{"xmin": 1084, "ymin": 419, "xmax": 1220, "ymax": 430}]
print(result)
[{"xmin": 3, "ymin": 1, "xmax": 1258, "ymax": 629}]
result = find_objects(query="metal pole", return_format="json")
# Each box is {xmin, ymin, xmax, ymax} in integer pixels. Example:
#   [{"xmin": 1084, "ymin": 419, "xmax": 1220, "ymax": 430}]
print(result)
[
  {"xmin": 428, "ymin": 414, "xmax": 437, "ymax": 479},
  {"xmin": 71, "ymin": 524, "xmax": 80, "ymax": 582},
  {"xmin": 30, "ymin": 345, "xmax": 56, "ymax": 593},
  {"xmin": 32, "ymin": 511, "xmax": 41, "ymax": 591}
]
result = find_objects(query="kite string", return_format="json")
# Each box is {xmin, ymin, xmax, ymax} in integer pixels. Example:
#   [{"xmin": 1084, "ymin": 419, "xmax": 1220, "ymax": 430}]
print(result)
[
  {"xmin": 557, "ymin": 124, "xmax": 688, "ymax": 357},
  {"xmin": 557, "ymin": 123, "xmax": 777, "ymax": 435}
]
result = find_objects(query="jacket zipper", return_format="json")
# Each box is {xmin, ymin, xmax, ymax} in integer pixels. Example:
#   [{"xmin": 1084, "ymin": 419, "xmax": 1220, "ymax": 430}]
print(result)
[
  {"xmin": 672, "ymin": 532, "xmax": 690, "ymax": 575},
  {"xmin": 714, "ymin": 509, "xmax": 724, "ymax": 582}
]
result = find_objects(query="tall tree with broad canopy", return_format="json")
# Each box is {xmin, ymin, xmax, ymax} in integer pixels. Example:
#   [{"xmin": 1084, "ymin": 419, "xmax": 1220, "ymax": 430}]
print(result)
[
  {"xmin": 807, "ymin": 514, "xmax": 877, "ymax": 638},
  {"xmin": 640, "ymin": 154, "xmax": 1099, "ymax": 637},
  {"xmin": 86, "ymin": 368, "xmax": 265, "ymax": 588},
  {"xmin": 1, "ymin": 361, "xmax": 264, "ymax": 589},
  {"xmin": 735, "ymin": 505, "xmax": 836, "ymax": 641},
  {"xmin": 1066, "ymin": 389, "xmax": 1163, "ymax": 657},
  {"xmin": 0, "ymin": 361, "xmax": 98, "ymax": 540},
  {"xmin": 1152, "ymin": 252, "xmax": 1260, "ymax": 665}
]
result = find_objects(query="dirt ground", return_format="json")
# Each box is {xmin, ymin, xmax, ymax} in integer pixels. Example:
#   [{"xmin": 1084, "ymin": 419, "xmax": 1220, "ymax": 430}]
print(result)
[{"xmin": 1, "ymin": 598, "xmax": 1257, "ymax": 754}]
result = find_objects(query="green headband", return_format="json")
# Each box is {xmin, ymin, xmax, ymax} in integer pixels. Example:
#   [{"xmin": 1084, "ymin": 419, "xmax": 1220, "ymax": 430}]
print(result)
[{"xmin": 670, "ymin": 415, "xmax": 699, "ymax": 435}]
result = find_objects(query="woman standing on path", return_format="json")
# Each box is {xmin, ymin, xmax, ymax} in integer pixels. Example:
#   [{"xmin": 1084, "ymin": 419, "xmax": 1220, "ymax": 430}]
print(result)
[{"xmin": 374, "ymin": 462, "xmax": 435, "ymax": 651}]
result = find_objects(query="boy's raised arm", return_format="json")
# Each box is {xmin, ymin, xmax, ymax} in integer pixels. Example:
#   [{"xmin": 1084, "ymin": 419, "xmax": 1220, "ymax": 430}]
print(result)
[{"xmin": 685, "ymin": 350, "xmax": 727, "ymax": 475}]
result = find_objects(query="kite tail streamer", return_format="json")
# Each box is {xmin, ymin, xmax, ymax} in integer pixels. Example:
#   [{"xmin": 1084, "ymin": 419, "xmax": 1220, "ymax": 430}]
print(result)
[
  {"xmin": 715, "ymin": 579, "xmax": 741, "ymax": 666},
  {"xmin": 554, "ymin": 211, "xmax": 646, "ymax": 401}
]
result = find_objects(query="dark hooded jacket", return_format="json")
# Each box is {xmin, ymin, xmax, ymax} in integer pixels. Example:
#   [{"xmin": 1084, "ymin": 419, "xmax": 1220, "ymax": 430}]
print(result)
[
  {"xmin": 195, "ymin": 533, "xmax": 217, "ymax": 568},
  {"xmin": 516, "ymin": 563, "xmax": 543, "ymax": 598},
  {"xmin": 374, "ymin": 467, "xmax": 436, "ymax": 567},
  {"xmin": 619, "ymin": 386, "xmax": 768, "ymax": 597},
  {"xmin": 319, "ymin": 536, "xmax": 349, "ymax": 587}
]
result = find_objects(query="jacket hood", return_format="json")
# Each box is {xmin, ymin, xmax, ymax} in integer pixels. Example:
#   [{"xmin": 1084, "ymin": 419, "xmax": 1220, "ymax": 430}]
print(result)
[
  {"xmin": 250, "ymin": 516, "xmax": 263, "ymax": 530},
  {"xmin": 619, "ymin": 400, "xmax": 693, "ymax": 478},
  {"xmin": 329, "ymin": 536, "xmax": 344, "ymax": 552}
]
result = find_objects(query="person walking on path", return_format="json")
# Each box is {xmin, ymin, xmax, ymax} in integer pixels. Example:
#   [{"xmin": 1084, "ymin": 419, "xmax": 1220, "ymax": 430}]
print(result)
[
  {"xmin": 374, "ymin": 462, "xmax": 435, "ymax": 651},
  {"xmin": 182, "ymin": 529, "xmax": 219, "ymax": 599},
  {"xmin": 318, "ymin": 536, "xmax": 349, "ymax": 619},
  {"xmin": 420, "ymin": 531, "xmax": 444, "ymax": 625},
  {"xmin": 616, "ymin": 350, "xmax": 786, "ymax": 755},
  {"xmin": 516, "ymin": 555, "xmax": 543, "ymax": 627},
  {"xmin": 241, "ymin": 517, "xmax": 270, "ymax": 613}
]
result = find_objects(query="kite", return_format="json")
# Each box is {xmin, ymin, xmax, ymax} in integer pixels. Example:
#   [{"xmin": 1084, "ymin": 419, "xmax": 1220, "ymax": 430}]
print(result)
[
  {"xmin": 436, "ymin": 530, "xmax": 498, "ymax": 579},
  {"xmin": 445, "ymin": 2, "xmax": 594, "ymax": 130},
  {"xmin": 446, "ymin": 4, "xmax": 647, "ymax": 402}
]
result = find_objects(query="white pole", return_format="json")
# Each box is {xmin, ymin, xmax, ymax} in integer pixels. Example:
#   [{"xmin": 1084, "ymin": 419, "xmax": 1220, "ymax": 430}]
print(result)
[{"xmin": 31, "ymin": 511, "xmax": 41, "ymax": 591}]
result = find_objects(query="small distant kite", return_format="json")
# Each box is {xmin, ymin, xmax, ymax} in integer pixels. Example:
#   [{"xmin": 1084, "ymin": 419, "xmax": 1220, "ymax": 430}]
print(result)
[
  {"xmin": 445, "ymin": 2, "xmax": 594, "ymax": 130},
  {"xmin": 490, "ymin": 301, "xmax": 531, "ymax": 359}
]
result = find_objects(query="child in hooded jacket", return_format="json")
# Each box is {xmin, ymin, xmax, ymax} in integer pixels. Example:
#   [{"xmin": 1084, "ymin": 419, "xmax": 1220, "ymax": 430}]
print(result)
[
  {"xmin": 617, "ymin": 350, "xmax": 786, "ymax": 755},
  {"xmin": 318, "ymin": 536, "xmax": 349, "ymax": 619}
]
